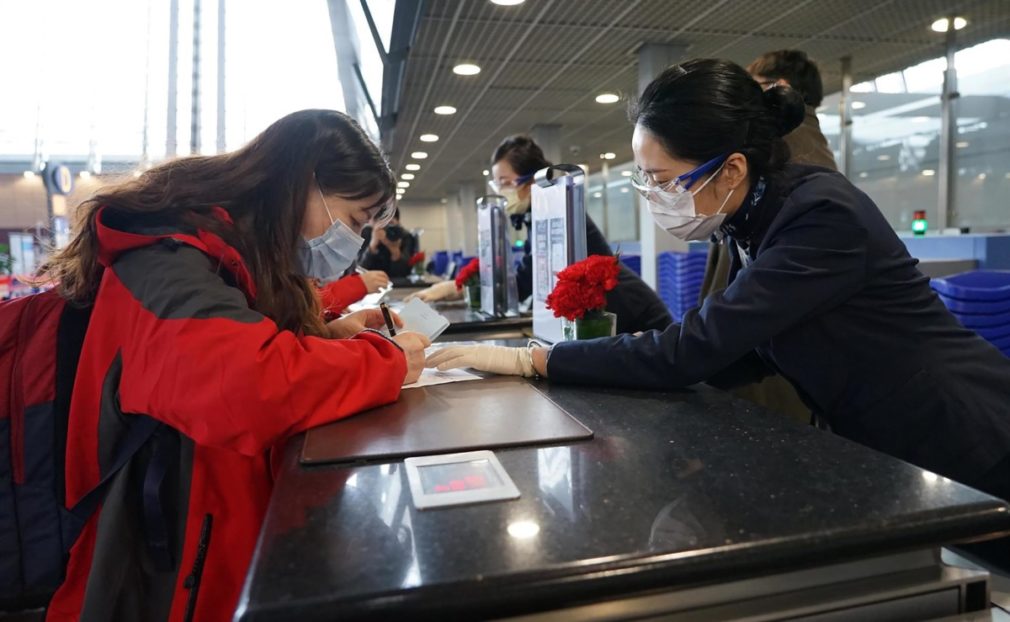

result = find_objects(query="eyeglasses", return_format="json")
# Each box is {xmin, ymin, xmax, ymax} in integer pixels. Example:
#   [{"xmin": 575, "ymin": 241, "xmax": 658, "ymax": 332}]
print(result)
[
  {"xmin": 630, "ymin": 154, "xmax": 728, "ymax": 199},
  {"xmin": 489, "ymin": 172, "xmax": 534, "ymax": 193}
]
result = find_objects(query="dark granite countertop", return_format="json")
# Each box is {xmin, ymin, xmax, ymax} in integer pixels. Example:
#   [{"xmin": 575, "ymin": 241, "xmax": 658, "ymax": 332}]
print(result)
[{"xmin": 235, "ymin": 379, "xmax": 1010, "ymax": 621}]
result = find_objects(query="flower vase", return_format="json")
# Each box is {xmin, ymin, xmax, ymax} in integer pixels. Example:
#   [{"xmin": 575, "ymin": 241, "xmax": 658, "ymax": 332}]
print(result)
[
  {"xmin": 562, "ymin": 310, "xmax": 617, "ymax": 341},
  {"xmin": 464, "ymin": 281, "xmax": 481, "ymax": 310}
]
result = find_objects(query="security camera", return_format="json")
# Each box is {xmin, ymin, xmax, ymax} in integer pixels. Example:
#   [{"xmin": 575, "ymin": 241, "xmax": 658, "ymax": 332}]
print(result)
[{"xmin": 569, "ymin": 145, "xmax": 581, "ymax": 157}]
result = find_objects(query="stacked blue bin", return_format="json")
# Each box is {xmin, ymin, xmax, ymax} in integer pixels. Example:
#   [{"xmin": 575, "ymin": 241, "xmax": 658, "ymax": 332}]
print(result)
[
  {"xmin": 432, "ymin": 251, "xmax": 450, "ymax": 276},
  {"xmin": 656, "ymin": 251, "xmax": 708, "ymax": 322},
  {"xmin": 931, "ymin": 271, "xmax": 1010, "ymax": 357},
  {"xmin": 619, "ymin": 255, "xmax": 641, "ymax": 277}
]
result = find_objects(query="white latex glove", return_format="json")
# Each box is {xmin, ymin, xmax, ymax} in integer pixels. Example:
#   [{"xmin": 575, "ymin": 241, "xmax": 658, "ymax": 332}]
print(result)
[
  {"xmin": 425, "ymin": 345, "xmax": 535, "ymax": 377},
  {"xmin": 405, "ymin": 280, "xmax": 462, "ymax": 303}
]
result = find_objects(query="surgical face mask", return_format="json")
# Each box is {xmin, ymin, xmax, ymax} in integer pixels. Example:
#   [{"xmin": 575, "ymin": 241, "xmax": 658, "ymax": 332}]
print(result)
[
  {"xmin": 632, "ymin": 155, "xmax": 734, "ymax": 241},
  {"xmin": 298, "ymin": 184, "xmax": 365, "ymax": 283},
  {"xmin": 500, "ymin": 187, "xmax": 531, "ymax": 217}
]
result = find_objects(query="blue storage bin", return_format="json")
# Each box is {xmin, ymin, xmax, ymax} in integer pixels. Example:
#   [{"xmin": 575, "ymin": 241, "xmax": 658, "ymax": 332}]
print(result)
[
  {"xmin": 972, "ymin": 323, "xmax": 1010, "ymax": 341},
  {"xmin": 951, "ymin": 309, "xmax": 1010, "ymax": 329},
  {"xmin": 620, "ymin": 255, "xmax": 641, "ymax": 276},
  {"xmin": 938, "ymin": 293, "xmax": 1010, "ymax": 314},
  {"xmin": 930, "ymin": 271, "xmax": 1010, "ymax": 302},
  {"xmin": 433, "ymin": 250, "xmax": 450, "ymax": 276}
]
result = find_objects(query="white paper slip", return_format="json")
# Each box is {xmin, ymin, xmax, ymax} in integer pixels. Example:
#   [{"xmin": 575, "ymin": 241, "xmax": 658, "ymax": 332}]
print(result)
[
  {"xmin": 347, "ymin": 285, "xmax": 393, "ymax": 312},
  {"xmin": 388, "ymin": 297, "xmax": 451, "ymax": 341},
  {"xmin": 402, "ymin": 367, "xmax": 482, "ymax": 389}
]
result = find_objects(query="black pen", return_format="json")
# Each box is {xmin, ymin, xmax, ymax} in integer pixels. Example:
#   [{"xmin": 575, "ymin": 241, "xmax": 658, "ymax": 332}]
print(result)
[{"xmin": 379, "ymin": 302, "xmax": 397, "ymax": 337}]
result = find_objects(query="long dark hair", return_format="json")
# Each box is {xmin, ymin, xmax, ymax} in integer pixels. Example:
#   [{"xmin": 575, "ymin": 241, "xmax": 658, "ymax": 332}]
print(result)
[
  {"xmin": 490, "ymin": 135, "xmax": 552, "ymax": 177},
  {"xmin": 45, "ymin": 109, "xmax": 395, "ymax": 336},
  {"xmin": 630, "ymin": 59, "xmax": 805, "ymax": 181}
]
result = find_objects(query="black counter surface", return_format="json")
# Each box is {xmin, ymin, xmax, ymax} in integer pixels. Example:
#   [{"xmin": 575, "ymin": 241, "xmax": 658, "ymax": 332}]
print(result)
[{"xmin": 235, "ymin": 379, "xmax": 1010, "ymax": 621}]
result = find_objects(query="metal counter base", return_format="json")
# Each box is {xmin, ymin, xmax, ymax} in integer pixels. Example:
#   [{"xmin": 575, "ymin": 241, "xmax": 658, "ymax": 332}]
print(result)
[{"xmin": 505, "ymin": 550, "xmax": 989, "ymax": 621}]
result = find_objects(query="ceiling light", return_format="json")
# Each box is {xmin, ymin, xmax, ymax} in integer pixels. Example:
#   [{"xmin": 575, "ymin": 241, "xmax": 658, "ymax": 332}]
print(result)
[
  {"xmin": 911, "ymin": 116, "xmax": 930, "ymax": 123},
  {"xmin": 851, "ymin": 101, "xmax": 866, "ymax": 110},
  {"xmin": 452, "ymin": 63, "xmax": 481, "ymax": 76},
  {"xmin": 78, "ymin": 171, "xmax": 91, "ymax": 179},
  {"xmin": 595, "ymin": 93, "xmax": 619, "ymax": 104},
  {"xmin": 411, "ymin": 151, "xmax": 428, "ymax": 159},
  {"xmin": 931, "ymin": 17, "xmax": 967, "ymax": 33},
  {"xmin": 397, "ymin": 181, "xmax": 410, "ymax": 188},
  {"xmin": 405, "ymin": 163, "xmax": 421, "ymax": 171},
  {"xmin": 620, "ymin": 187, "xmax": 629, "ymax": 193},
  {"xmin": 401, "ymin": 173, "xmax": 415, "ymax": 180},
  {"xmin": 491, "ymin": 0, "xmax": 525, "ymax": 5},
  {"xmin": 419, "ymin": 134, "xmax": 439, "ymax": 143},
  {"xmin": 922, "ymin": 169, "xmax": 936, "ymax": 176},
  {"xmin": 859, "ymin": 172, "xmax": 868, "ymax": 178},
  {"xmin": 877, "ymin": 154, "xmax": 891, "ymax": 161},
  {"xmin": 600, "ymin": 152, "xmax": 616, "ymax": 160},
  {"xmin": 593, "ymin": 192, "xmax": 602, "ymax": 198},
  {"xmin": 956, "ymin": 141, "xmax": 970, "ymax": 149},
  {"xmin": 22, "ymin": 171, "xmax": 36, "ymax": 179},
  {"xmin": 482, "ymin": 169, "xmax": 489, "ymax": 176},
  {"xmin": 620, "ymin": 170, "xmax": 632, "ymax": 177},
  {"xmin": 434, "ymin": 105, "xmax": 457, "ymax": 115}
]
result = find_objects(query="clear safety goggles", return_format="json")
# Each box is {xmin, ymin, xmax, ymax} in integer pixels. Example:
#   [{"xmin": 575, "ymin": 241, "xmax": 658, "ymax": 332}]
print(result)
[
  {"xmin": 630, "ymin": 154, "xmax": 728, "ymax": 200},
  {"xmin": 488, "ymin": 172, "xmax": 535, "ymax": 193}
]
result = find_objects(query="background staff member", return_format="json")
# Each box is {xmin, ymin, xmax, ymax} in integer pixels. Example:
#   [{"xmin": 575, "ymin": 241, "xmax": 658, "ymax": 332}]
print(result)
[
  {"xmin": 699, "ymin": 49, "xmax": 837, "ymax": 424},
  {"xmin": 359, "ymin": 208, "xmax": 418, "ymax": 278},
  {"xmin": 42, "ymin": 109, "xmax": 428, "ymax": 621},
  {"xmin": 413, "ymin": 135, "xmax": 673, "ymax": 335},
  {"xmin": 428, "ymin": 60, "xmax": 1010, "ymax": 562}
]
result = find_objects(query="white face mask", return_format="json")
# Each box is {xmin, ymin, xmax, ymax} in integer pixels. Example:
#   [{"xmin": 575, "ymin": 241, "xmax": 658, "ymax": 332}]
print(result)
[
  {"xmin": 298, "ymin": 184, "xmax": 365, "ymax": 283},
  {"xmin": 635, "ymin": 159, "xmax": 734, "ymax": 241},
  {"xmin": 500, "ymin": 187, "xmax": 531, "ymax": 216}
]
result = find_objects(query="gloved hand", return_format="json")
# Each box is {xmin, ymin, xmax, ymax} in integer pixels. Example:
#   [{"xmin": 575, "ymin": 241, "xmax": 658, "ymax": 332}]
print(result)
[
  {"xmin": 425, "ymin": 345, "xmax": 536, "ymax": 377},
  {"xmin": 404, "ymin": 280, "xmax": 461, "ymax": 303}
]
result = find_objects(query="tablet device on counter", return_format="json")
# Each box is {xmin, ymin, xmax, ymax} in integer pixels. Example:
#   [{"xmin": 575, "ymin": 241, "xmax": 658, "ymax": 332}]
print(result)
[{"xmin": 405, "ymin": 450, "xmax": 519, "ymax": 509}]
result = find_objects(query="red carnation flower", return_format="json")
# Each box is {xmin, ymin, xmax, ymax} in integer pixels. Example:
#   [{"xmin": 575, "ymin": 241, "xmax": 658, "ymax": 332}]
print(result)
[
  {"xmin": 545, "ymin": 255, "xmax": 620, "ymax": 321},
  {"xmin": 454, "ymin": 258, "xmax": 480, "ymax": 290}
]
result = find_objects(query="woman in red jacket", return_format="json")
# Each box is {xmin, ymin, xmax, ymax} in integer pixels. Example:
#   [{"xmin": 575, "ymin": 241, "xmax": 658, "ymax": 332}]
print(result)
[{"xmin": 41, "ymin": 109, "xmax": 428, "ymax": 621}]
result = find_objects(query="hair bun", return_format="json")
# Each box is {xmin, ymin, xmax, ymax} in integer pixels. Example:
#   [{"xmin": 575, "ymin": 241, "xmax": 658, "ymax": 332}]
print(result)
[{"xmin": 762, "ymin": 85, "xmax": 806, "ymax": 137}]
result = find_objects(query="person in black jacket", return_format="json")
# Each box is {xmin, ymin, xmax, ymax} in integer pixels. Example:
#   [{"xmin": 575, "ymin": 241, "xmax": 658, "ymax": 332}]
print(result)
[
  {"xmin": 428, "ymin": 59, "xmax": 1010, "ymax": 558},
  {"xmin": 359, "ymin": 209, "xmax": 418, "ymax": 278},
  {"xmin": 494, "ymin": 136, "xmax": 672, "ymax": 334}
]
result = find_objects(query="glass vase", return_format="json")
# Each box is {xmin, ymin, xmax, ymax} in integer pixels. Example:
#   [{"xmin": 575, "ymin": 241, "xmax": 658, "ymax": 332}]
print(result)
[
  {"xmin": 562, "ymin": 310, "xmax": 617, "ymax": 341},
  {"xmin": 463, "ymin": 281, "xmax": 481, "ymax": 310}
]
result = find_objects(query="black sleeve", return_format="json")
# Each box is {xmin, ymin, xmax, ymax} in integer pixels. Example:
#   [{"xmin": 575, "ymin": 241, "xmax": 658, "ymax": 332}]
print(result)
[
  {"xmin": 547, "ymin": 200, "xmax": 869, "ymax": 389},
  {"xmin": 606, "ymin": 265, "xmax": 674, "ymax": 333},
  {"xmin": 585, "ymin": 216, "xmax": 614, "ymax": 257},
  {"xmin": 383, "ymin": 234, "xmax": 415, "ymax": 278},
  {"xmin": 516, "ymin": 238, "xmax": 533, "ymax": 301}
]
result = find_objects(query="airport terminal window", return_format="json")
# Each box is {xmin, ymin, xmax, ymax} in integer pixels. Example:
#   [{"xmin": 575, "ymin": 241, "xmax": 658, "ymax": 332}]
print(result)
[
  {"xmin": 951, "ymin": 39, "xmax": 1010, "ymax": 231},
  {"xmin": 819, "ymin": 37, "xmax": 1010, "ymax": 232},
  {"xmin": 0, "ymin": 0, "xmax": 344, "ymax": 161},
  {"xmin": 584, "ymin": 163, "xmax": 639, "ymax": 244}
]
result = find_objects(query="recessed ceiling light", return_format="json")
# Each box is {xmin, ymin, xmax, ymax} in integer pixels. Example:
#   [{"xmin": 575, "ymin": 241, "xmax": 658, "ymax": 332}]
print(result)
[
  {"xmin": 491, "ymin": 0, "xmax": 525, "ymax": 5},
  {"xmin": 452, "ymin": 63, "xmax": 481, "ymax": 76},
  {"xmin": 931, "ymin": 17, "xmax": 967, "ymax": 32},
  {"xmin": 595, "ymin": 93, "xmax": 619, "ymax": 104},
  {"xmin": 397, "ymin": 181, "xmax": 410, "ymax": 188},
  {"xmin": 482, "ymin": 169, "xmax": 489, "ymax": 176},
  {"xmin": 411, "ymin": 151, "xmax": 428, "ymax": 159},
  {"xmin": 405, "ymin": 163, "xmax": 421, "ymax": 171},
  {"xmin": 620, "ymin": 187, "xmax": 629, "ymax": 193},
  {"xmin": 859, "ymin": 172, "xmax": 868, "ymax": 178},
  {"xmin": 851, "ymin": 101, "xmax": 866, "ymax": 110},
  {"xmin": 877, "ymin": 154, "xmax": 891, "ymax": 161},
  {"xmin": 956, "ymin": 141, "xmax": 970, "ymax": 149},
  {"xmin": 600, "ymin": 152, "xmax": 616, "ymax": 160},
  {"xmin": 401, "ymin": 173, "xmax": 415, "ymax": 180},
  {"xmin": 419, "ymin": 134, "xmax": 439, "ymax": 143},
  {"xmin": 593, "ymin": 192, "xmax": 602, "ymax": 198},
  {"xmin": 620, "ymin": 170, "xmax": 632, "ymax": 177},
  {"xmin": 434, "ymin": 105, "xmax": 457, "ymax": 115},
  {"xmin": 922, "ymin": 169, "xmax": 936, "ymax": 176}
]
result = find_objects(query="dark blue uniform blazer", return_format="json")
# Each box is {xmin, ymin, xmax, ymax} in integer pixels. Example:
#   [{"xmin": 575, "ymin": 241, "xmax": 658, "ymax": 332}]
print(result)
[{"xmin": 548, "ymin": 164, "xmax": 1010, "ymax": 486}]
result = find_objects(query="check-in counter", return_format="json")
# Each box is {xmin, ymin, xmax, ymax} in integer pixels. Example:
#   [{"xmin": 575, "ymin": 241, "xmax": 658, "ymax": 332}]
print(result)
[{"xmin": 234, "ymin": 372, "xmax": 1010, "ymax": 621}]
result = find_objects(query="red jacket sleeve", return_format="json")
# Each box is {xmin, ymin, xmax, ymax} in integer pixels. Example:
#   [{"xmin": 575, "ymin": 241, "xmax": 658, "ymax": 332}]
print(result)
[
  {"xmin": 320, "ymin": 275, "xmax": 368, "ymax": 314},
  {"xmin": 109, "ymin": 245, "xmax": 406, "ymax": 456}
]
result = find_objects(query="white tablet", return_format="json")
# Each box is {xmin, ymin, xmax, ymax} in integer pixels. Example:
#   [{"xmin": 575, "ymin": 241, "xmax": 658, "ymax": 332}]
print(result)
[{"xmin": 404, "ymin": 450, "xmax": 520, "ymax": 509}]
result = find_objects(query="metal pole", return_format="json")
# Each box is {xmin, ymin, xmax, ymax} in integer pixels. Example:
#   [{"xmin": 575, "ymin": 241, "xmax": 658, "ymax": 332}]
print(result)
[
  {"xmin": 191, "ymin": 0, "xmax": 202, "ymax": 154},
  {"xmin": 167, "ymin": 0, "xmax": 179, "ymax": 157},
  {"xmin": 838, "ymin": 56, "xmax": 853, "ymax": 178},
  {"xmin": 937, "ymin": 18, "xmax": 959, "ymax": 232},
  {"xmin": 141, "ymin": 0, "xmax": 152, "ymax": 166},
  {"xmin": 216, "ymin": 0, "xmax": 226, "ymax": 153}
]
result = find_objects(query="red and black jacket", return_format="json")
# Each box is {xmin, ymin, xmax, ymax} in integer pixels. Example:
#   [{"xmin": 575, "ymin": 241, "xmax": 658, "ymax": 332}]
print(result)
[{"xmin": 47, "ymin": 207, "xmax": 405, "ymax": 622}]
